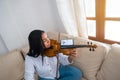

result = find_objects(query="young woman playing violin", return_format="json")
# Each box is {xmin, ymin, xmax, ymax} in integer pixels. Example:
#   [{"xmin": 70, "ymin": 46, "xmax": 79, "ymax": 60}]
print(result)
[{"xmin": 24, "ymin": 30, "xmax": 82, "ymax": 80}]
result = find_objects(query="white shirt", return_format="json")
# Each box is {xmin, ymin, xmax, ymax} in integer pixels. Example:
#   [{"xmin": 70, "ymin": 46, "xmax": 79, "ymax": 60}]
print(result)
[{"xmin": 24, "ymin": 53, "xmax": 71, "ymax": 80}]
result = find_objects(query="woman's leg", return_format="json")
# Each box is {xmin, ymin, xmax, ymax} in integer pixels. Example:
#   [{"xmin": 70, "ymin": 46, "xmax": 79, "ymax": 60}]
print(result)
[{"xmin": 59, "ymin": 65, "xmax": 82, "ymax": 80}]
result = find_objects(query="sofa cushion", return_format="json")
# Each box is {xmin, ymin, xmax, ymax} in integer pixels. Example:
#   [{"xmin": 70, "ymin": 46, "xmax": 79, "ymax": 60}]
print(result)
[
  {"xmin": 97, "ymin": 43, "xmax": 120, "ymax": 80},
  {"xmin": 20, "ymin": 45, "xmax": 29, "ymax": 57},
  {"xmin": 72, "ymin": 37, "xmax": 108, "ymax": 80},
  {"xmin": 47, "ymin": 31, "xmax": 108, "ymax": 80},
  {"xmin": 47, "ymin": 31, "xmax": 74, "ymax": 41},
  {"xmin": 0, "ymin": 50, "xmax": 24, "ymax": 80}
]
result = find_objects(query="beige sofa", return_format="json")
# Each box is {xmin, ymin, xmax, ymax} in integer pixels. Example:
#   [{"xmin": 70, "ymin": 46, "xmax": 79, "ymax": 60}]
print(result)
[{"xmin": 0, "ymin": 31, "xmax": 120, "ymax": 80}]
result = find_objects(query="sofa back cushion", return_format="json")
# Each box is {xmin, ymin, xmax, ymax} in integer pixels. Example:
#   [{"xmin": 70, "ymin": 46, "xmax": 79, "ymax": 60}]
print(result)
[
  {"xmin": 47, "ymin": 31, "xmax": 74, "ymax": 40},
  {"xmin": 19, "ymin": 45, "xmax": 29, "ymax": 57},
  {"xmin": 47, "ymin": 31, "xmax": 108, "ymax": 80},
  {"xmin": 97, "ymin": 43, "xmax": 120, "ymax": 80},
  {"xmin": 72, "ymin": 37, "xmax": 108, "ymax": 80},
  {"xmin": 0, "ymin": 50, "xmax": 24, "ymax": 80}
]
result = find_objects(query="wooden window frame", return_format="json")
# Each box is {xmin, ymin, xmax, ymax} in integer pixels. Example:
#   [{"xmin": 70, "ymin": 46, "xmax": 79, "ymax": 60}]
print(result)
[{"xmin": 87, "ymin": 0, "xmax": 120, "ymax": 44}]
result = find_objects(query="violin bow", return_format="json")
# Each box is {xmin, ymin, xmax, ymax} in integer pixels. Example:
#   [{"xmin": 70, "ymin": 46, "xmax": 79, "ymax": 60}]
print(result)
[{"xmin": 55, "ymin": 32, "xmax": 60, "ymax": 80}]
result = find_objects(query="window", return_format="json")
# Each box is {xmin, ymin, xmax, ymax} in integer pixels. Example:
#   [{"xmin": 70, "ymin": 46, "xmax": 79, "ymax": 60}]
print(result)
[{"xmin": 85, "ymin": 0, "xmax": 120, "ymax": 44}]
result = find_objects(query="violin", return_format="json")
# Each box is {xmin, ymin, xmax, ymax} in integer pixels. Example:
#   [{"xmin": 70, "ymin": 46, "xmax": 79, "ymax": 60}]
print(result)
[{"xmin": 43, "ymin": 39, "xmax": 97, "ymax": 57}]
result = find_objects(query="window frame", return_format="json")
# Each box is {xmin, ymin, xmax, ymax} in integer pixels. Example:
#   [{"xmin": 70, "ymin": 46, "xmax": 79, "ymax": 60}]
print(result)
[{"xmin": 87, "ymin": 0, "xmax": 120, "ymax": 44}]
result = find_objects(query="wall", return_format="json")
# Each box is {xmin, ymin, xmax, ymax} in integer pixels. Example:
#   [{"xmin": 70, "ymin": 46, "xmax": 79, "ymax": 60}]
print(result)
[
  {"xmin": 0, "ymin": 34, "xmax": 8, "ymax": 54},
  {"xmin": 0, "ymin": 0, "xmax": 65, "ymax": 54}
]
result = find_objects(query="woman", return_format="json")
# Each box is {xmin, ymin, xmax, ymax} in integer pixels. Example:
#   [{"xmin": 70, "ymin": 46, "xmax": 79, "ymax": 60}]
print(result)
[{"xmin": 24, "ymin": 30, "xmax": 82, "ymax": 80}]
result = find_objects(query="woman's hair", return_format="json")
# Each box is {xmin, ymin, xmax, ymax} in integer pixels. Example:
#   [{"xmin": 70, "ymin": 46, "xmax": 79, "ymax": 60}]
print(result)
[{"xmin": 27, "ymin": 30, "xmax": 45, "ymax": 57}]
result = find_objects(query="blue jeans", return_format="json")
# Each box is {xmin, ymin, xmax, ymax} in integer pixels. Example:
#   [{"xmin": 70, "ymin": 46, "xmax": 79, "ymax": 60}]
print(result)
[{"xmin": 38, "ymin": 65, "xmax": 82, "ymax": 80}]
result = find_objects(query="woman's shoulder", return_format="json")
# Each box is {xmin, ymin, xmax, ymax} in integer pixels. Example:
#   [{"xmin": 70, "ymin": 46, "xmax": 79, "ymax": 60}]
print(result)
[
  {"xmin": 25, "ymin": 55, "xmax": 33, "ymax": 61},
  {"xmin": 25, "ymin": 55, "xmax": 40, "ymax": 60}
]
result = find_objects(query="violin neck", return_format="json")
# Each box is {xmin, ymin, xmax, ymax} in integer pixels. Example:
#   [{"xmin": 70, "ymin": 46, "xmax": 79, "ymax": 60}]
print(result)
[{"xmin": 60, "ymin": 45, "xmax": 88, "ymax": 49}]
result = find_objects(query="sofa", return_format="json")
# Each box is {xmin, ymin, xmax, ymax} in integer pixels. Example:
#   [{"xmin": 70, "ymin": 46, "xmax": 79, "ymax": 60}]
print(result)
[{"xmin": 0, "ymin": 31, "xmax": 120, "ymax": 80}]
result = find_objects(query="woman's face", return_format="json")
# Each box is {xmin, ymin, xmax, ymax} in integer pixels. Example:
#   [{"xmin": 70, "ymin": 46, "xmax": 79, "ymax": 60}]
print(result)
[{"xmin": 42, "ymin": 33, "xmax": 50, "ymax": 48}]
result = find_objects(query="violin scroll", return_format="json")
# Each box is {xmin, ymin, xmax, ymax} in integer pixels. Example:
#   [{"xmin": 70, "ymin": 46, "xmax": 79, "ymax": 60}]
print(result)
[{"xmin": 87, "ymin": 42, "xmax": 97, "ymax": 51}]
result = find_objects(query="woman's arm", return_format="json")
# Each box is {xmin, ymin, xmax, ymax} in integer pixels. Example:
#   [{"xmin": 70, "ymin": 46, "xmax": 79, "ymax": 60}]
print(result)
[
  {"xmin": 24, "ymin": 56, "xmax": 35, "ymax": 80},
  {"xmin": 59, "ymin": 48, "xmax": 77, "ymax": 65}
]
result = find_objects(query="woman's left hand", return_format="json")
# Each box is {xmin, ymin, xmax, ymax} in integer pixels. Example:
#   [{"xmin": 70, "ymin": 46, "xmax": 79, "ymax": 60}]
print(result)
[
  {"xmin": 70, "ymin": 48, "xmax": 77, "ymax": 57},
  {"xmin": 68, "ymin": 48, "xmax": 78, "ymax": 63}
]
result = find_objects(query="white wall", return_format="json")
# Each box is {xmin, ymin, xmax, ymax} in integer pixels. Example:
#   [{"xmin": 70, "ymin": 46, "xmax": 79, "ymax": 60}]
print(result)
[
  {"xmin": 0, "ymin": 34, "xmax": 8, "ymax": 54},
  {"xmin": 0, "ymin": 0, "xmax": 65, "ymax": 54}
]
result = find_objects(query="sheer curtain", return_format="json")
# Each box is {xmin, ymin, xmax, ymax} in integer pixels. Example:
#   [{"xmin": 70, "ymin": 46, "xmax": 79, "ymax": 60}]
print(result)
[{"xmin": 56, "ymin": 0, "xmax": 88, "ymax": 38}]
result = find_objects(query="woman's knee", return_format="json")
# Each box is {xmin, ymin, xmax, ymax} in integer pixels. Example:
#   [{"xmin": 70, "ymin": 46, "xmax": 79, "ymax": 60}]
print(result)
[
  {"xmin": 59, "ymin": 65, "xmax": 82, "ymax": 80},
  {"xmin": 67, "ymin": 65, "xmax": 82, "ymax": 78}
]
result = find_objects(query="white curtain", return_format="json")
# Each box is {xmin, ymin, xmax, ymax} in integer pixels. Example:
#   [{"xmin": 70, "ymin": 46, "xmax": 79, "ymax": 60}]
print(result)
[{"xmin": 56, "ymin": 0, "xmax": 88, "ymax": 38}]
